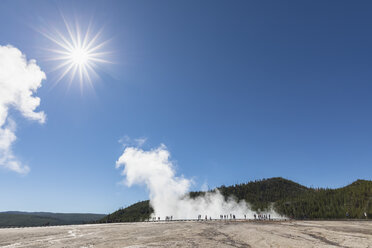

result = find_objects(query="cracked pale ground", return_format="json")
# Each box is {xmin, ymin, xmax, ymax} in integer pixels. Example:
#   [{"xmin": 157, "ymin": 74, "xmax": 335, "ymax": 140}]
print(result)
[{"xmin": 0, "ymin": 221, "xmax": 371, "ymax": 248}]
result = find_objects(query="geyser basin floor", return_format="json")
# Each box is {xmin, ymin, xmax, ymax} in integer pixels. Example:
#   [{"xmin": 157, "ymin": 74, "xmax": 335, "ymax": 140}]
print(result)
[{"xmin": 0, "ymin": 221, "xmax": 371, "ymax": 248}]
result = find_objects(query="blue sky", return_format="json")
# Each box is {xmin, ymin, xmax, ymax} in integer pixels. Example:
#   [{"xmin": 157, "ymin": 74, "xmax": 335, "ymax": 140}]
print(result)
[{"xmin": 0, "ymin": 0, "xmax": 372, "ymax": 213}]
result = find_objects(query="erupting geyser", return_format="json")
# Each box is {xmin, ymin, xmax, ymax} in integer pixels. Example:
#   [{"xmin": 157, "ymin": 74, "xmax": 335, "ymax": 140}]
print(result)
[{"xmin": 116, "ymin": 144, "xmax": 283, "ymax": 220}]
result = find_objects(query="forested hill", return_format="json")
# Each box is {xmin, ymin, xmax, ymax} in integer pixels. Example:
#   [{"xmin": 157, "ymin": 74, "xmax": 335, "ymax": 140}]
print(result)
[
  {"xmin": 0, "ymin": 212, "xmax": 105, "ymax": 227},
  {"xmin": 216, "ymin": 177, "xmax": 309, "ymax": 211},
  {"xmin": 100, "ymin": 201, "xmax": 153, "ymax": 223},
  {"xmin": 276, "ymin": 179, "xmax": 372, "ymax": 219},
  {"xmin": 101, "ymin": 177, "xmax": 372, "ymax": 222}
]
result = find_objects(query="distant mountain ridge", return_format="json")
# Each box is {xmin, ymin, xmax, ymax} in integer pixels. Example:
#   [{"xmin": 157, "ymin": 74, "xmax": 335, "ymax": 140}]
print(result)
[
  {"xmin": 0, "ymin": 211, "xmax": 106, "ymax": 227},
  {"xmin": 101, "ymin": 177, "xmax": 372, "ymax": 222}
]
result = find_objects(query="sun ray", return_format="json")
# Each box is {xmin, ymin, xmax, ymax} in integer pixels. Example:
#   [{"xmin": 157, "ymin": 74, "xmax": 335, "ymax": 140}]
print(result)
[
  {"xmin": 49, "ymin": 60, "xmax": 74, "ymax": 72},
  {"xmin": 82, "ymin": 24, "xmax": 91, "ymax": 49},
  {"xmin": 87, "ymin": 38, "xmax": 111, "ymax": 54},
  {"xmin": 55, "ymin": 63, "xmax": 75, "ymax": 84},
  {"xmin": 43, "ymin": 48, "xmax": 71, "ymax": 56},
  {"xmin": 55, "ymin": 29, "xmax": 74, "ymax": 51},
  {"xmin": 41, "ymin": 31, "xmax": 72, "ymax": 52},
  {"xmin": 85, "ymin": 28, "xmax": 104, "ymax": 51},
  {"xmin": 89, "ymin": 57, "xmax": 112, "ymax": 64},
  {"xmin": 61, "ymin": 15, "xmax": 78, "ymax": 48}
]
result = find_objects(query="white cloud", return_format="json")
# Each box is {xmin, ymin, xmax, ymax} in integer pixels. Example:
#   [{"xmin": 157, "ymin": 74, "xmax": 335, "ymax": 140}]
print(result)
[
  {"xmin": 134, "ymin": 137, "xmax": 147, "ymax": 147},
  {"xmin": 0, "ymin": 45, "xmax": 46, "ymax": 174},
  {"xmin": 118, "ymin": 135, "xmax": 147, "ymax": 147},
  {"xmin": 116, "ymin": 145, "xmax": 284, "ymax": 220},
  {"xmin": 118, "ymin": 135, "xmax": 131, "ymax": 146}
]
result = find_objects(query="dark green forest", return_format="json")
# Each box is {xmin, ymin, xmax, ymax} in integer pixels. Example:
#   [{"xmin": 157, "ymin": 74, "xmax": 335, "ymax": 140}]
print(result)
[
  {"xmin": 100, "ymin": 201, "xmax": 153, "ymax": 223},
  {"xmin": 102, "ymin": 177, "xmax": 372, "ymax": 223},
  {"xmin": 0, "ymin": 212, "xmax": 105, "ymax": 227}
]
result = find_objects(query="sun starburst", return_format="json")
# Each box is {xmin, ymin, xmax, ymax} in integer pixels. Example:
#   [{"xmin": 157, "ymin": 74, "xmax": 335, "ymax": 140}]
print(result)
[{"xmin": 41, "ymin": 16, "xmax": 111, "ymax": 90}]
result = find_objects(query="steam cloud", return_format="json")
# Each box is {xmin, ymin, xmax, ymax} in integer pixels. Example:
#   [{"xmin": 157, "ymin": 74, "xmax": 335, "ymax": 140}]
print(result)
[
  {"xmin": 0, "ymin": 45, "xmax": 46, "ymax": 174},
  {"xmin": 116, "ymin": 145, "xmax": 283, "ymax": 220}
]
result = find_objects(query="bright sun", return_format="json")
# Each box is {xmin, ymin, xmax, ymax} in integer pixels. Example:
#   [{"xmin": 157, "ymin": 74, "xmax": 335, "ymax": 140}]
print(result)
[
  {"xmin": 70, "ymin": 47, "xmax": 89, "ymax": 66},
  {"xmin": 41, "ymin": 16, "xmax": 111, "ymax": 89}
]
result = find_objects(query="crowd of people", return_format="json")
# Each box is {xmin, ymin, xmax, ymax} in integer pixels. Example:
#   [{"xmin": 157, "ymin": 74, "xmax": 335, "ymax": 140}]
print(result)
[
  {"xmin": 150, "ymin": 213, "xmax": 273, "ymax": 221},
  {"xmin": 254, "ymin": 214, "xmax": 271, "ymax": 220},
  {"xmin": 196, "ymin": 213, "xmax": 272, "ymax": 221}
]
